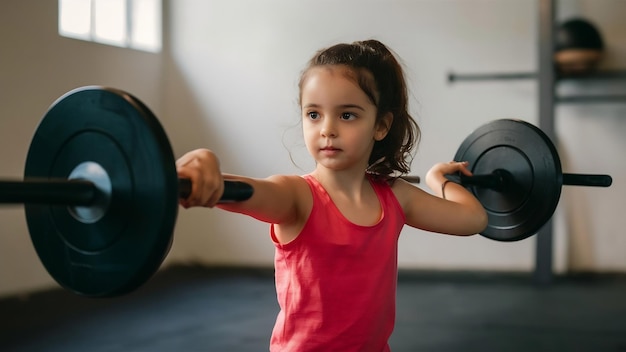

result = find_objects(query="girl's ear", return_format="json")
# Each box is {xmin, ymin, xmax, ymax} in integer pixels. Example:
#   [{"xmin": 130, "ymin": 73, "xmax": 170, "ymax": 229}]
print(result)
[{"xmin": 374, "ymin": 112, "xmax": 393, "ymax": 141}]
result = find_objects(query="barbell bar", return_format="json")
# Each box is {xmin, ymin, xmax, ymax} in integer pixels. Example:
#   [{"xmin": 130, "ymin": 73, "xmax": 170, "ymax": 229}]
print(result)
[
  {"xmin": 450, "ymin": 170, "xmax": 611, "ymax": 191},
  {"xmin": 0, "ymin": 178, "xmax": 251, "ymax": 205},
  {"xmin": 0, "ymin": 86, "xmax": 613, "ymax": 297}
]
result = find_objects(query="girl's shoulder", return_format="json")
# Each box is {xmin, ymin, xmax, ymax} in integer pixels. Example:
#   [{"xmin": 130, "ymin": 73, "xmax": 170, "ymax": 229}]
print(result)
[
  {"xmin": 267, "ymin": 174, "xmax": 311, "ymax": 193},
  {"xmin": 267, "ymin": 173, "xmax": 314, "ymax": 210},
  {"xmin": 390, "ymin": 176, "xmax": 431, "ymax": 211}
]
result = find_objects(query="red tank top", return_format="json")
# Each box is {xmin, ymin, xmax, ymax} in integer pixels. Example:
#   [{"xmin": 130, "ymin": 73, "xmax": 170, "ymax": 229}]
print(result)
[{"xmin": 270, "ymin": 175, "xmax": 405, "ymax": 351}]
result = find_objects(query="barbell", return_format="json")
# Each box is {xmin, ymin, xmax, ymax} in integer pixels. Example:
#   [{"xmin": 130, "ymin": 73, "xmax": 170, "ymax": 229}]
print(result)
[
  {"xmin": 1, "ymin": 87, "xmax": 253, "ymax": 298},
  {"xmin": 448, "ymin": 119, "xmax": 611, "ymax": 242},
  {"xmin": 0, "ymin": 86, "xmax": 612, "ymax": 297}
]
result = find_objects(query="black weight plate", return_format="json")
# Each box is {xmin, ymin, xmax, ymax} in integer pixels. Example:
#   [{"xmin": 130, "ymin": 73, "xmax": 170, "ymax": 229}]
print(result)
[
  {"xmin": 454, "ymin": 119, "xmax": 563, "ymax": 242},
  {"xmin": 24, "ymin": 86, "xmax": 179, "ymax": 297}
]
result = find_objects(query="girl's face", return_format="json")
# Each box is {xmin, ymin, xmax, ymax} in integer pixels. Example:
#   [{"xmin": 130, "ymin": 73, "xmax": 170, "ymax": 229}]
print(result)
[{"xmin": 300, "ymin": 65, "xmax": 391, "ymax": 173}]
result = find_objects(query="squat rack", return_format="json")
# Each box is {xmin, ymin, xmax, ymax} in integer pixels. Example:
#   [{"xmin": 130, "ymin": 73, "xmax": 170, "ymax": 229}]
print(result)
[{"xmin": 448, "ymin": 0, "xmax": 626, "ymax": 284}]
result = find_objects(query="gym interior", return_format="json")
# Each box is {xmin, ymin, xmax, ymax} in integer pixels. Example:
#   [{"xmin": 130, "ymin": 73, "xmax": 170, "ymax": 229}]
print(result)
[{"xmin": 1, "ymin": 0, "xmax": 625, "ymax": 351}]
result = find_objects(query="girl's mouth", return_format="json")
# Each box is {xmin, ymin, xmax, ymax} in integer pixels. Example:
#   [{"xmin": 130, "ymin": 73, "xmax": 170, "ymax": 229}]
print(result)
[{"xmin": 320, "ymin": 146, "xmax": 341, "ymax": 155}]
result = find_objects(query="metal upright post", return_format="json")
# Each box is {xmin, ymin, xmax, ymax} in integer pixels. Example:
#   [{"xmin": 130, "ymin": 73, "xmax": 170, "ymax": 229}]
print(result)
[{"xmin": 534, "ymin": 0, "xmax": 556, "ymax": 285}]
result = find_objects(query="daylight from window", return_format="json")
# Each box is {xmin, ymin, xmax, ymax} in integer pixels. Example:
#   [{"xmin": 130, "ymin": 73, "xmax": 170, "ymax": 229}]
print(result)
[{"xmin": 58, "ymin": 0, "xmax": 162, "ymax": 53}]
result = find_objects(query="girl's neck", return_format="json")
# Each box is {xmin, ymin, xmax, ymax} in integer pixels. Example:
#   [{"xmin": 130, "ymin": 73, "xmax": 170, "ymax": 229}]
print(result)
[
  {"xmin": 310, "ymin": 166, "xmax": 382, "ymax": 226},
  {"xmin": 311, "ymin": 167, "xmax": 370, "ymax": 200}
]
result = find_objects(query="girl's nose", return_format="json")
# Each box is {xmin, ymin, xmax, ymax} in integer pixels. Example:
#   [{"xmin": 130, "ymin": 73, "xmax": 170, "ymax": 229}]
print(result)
[{"xmin": 320, "ymin": 119, "xmax": 337, "ymax": 138}]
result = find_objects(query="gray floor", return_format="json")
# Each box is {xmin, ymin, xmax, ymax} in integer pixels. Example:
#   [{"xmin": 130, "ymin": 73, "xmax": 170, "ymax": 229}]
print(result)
[{"xmin": 1, "ymin": 266, "xmax": 625, "ymax": 352}]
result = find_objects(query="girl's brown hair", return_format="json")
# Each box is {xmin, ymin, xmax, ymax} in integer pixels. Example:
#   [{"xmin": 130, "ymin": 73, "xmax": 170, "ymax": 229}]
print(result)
[{"xmin": 299, "ymin": 39, "xmax": 420, "ymax": 179}]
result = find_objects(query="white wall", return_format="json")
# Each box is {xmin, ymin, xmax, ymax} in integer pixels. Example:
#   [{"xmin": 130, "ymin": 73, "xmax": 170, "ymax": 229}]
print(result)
[
  {"xmin": 0, "ymin": 0, "xmax": 624, "ymax": 298},
  {"xmin": 164, "ymin": 0, "xmax": 540, "ymax": 271},
  {"xmin": 164, "ymin": 0, "xmax": 625, "ymax": 273}
]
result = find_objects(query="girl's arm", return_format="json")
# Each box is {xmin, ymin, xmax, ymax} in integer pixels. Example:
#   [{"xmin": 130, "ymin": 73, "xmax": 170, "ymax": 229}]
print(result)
[
  {"xmin": 393, "ymin": 161, "xmax": 488, "ymax": 236},
  {"xmin": 176, "ymin": 148, "xmax": 307, "ymax": 225}
]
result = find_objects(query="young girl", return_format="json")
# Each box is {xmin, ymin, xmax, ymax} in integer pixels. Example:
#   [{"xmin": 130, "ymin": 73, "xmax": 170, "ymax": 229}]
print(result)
[{"xmin": 176, "ymin": 39, "xmax": 487, "ymax": 352}]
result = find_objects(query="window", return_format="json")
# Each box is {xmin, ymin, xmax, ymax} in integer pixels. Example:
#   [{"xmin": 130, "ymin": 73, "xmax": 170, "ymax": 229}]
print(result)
[{"xmin": 58, "ymin": 0, "xmax": 162, "ymax": 53}]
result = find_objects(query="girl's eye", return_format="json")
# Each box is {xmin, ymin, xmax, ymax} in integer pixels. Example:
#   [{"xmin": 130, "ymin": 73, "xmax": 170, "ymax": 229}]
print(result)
[
  {"xmin": 307, "ymin": 112, "xmax": 320, "ymax": 120},
  {"xmin": 340, "ymin": 112, "xmax": 356, "ymax": 120}
]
